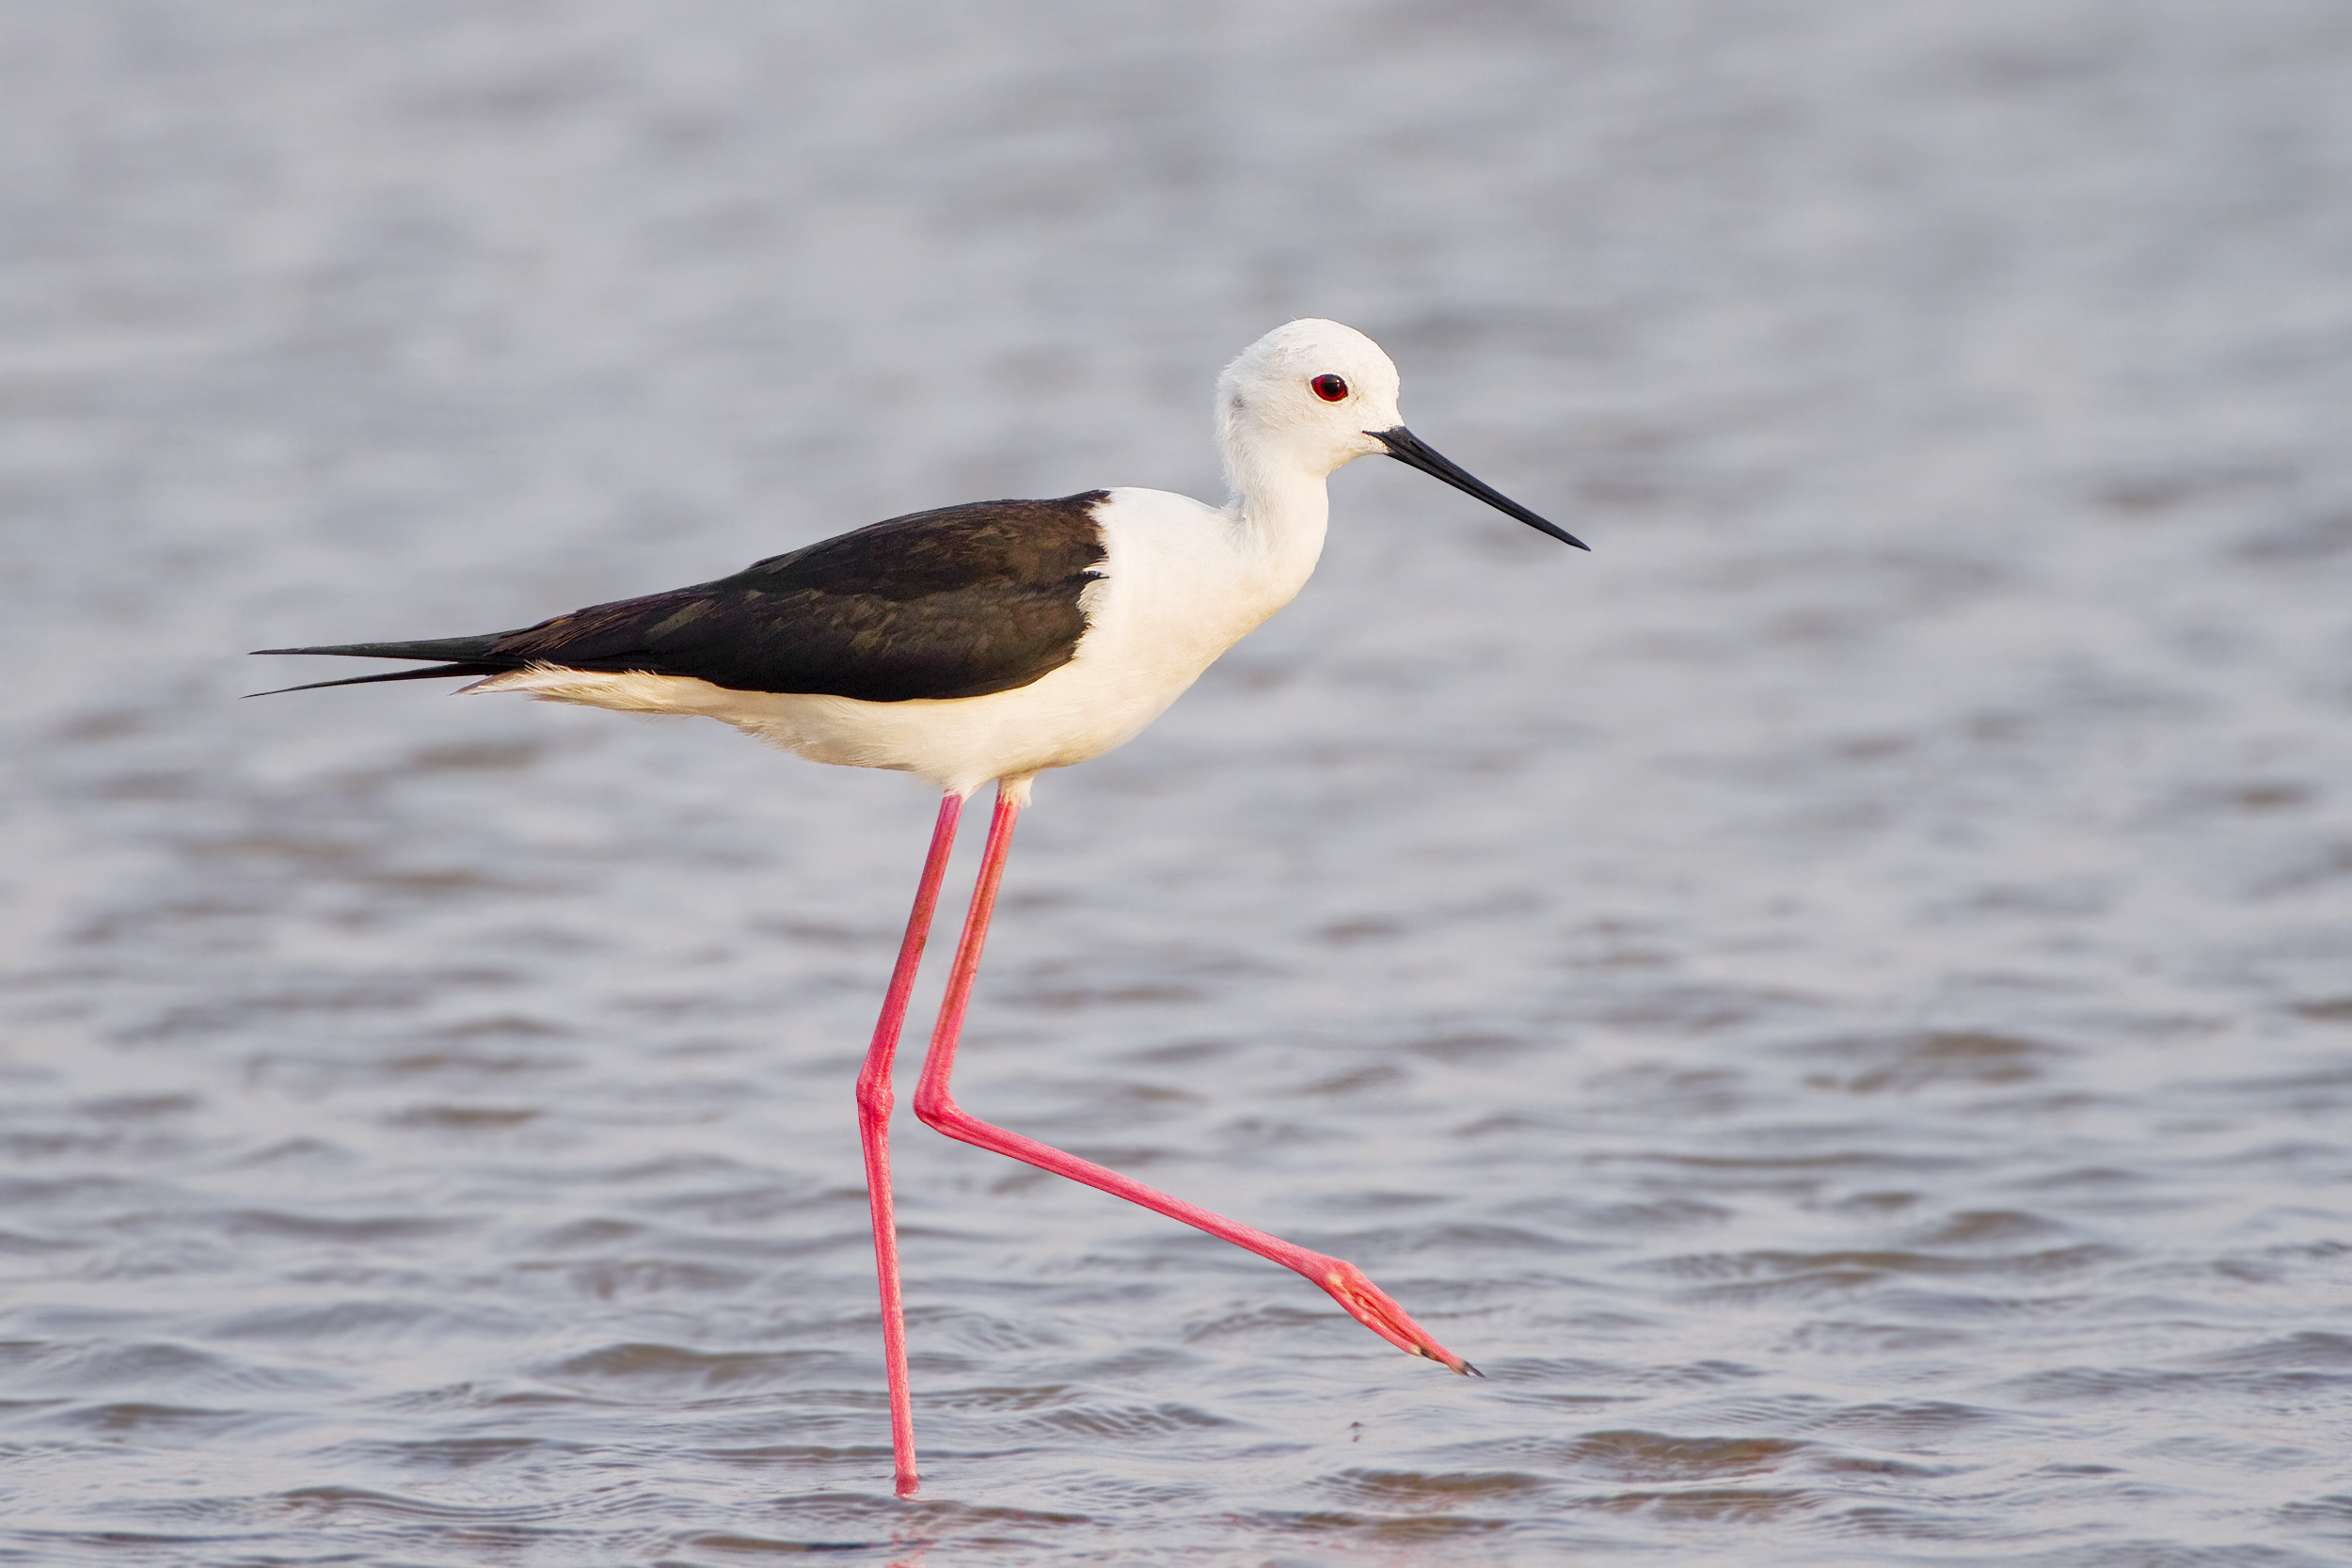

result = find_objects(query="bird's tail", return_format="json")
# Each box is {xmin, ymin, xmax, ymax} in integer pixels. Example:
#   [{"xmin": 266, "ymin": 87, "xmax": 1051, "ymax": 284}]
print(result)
[{"xmin": 246, "ymin": 635, "xmax": 519, "ymax": 696}]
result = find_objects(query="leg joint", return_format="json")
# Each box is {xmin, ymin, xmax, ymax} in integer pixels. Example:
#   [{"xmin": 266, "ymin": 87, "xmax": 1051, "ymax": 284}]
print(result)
[{"xmin": 911, "ymin": 1083, "xmax": 961, "ymax": 1132}]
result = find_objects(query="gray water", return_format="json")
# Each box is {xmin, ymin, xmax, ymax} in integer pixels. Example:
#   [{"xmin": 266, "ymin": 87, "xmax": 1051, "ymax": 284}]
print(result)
[{"xmin": 5, "ymin": 3, "xmax": 2351, "ymax": 1563}]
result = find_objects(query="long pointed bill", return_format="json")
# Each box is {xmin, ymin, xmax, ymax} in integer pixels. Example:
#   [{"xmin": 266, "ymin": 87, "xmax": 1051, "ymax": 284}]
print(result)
[{"xmin": 1370, "ymin": 426, "xmax": 1588, "ymax": 550}]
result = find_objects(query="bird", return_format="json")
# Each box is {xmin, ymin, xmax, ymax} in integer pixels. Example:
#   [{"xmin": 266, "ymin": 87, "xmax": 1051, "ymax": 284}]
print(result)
[{"xmin": 252, "ymin": 318, "xmax": 1586, "ymax": 1497}]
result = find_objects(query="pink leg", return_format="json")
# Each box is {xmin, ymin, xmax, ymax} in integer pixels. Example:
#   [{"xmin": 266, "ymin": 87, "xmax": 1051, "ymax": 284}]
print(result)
[
  {"xmin": 912, "ymin": 784, "xmax": 1480, "ymax": 1377},
  {"xmin": 856, "ymin": 790, "xmax": 964, "ymax": 1499}
]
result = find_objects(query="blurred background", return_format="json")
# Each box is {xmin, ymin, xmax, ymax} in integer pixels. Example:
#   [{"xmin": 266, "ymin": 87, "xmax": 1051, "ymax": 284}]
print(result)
[{"xmin": 3, "ymin": 3, "xmax": 2350, "ymax": 1563}]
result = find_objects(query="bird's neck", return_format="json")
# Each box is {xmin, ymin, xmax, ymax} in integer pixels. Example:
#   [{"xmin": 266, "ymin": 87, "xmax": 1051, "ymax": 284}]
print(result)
[{"xmin": 1221, "ymin": 450, "xmax": 1331, "ymax": 604}]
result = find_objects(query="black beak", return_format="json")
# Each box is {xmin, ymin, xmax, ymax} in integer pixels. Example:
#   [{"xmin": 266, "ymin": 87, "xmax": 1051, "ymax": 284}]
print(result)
[{"xmin": 1368, "ymin": 426, "xmax": 1588, "ymax": 550}]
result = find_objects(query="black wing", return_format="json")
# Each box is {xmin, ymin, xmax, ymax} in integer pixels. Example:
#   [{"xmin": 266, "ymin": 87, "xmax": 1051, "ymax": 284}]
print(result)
[{"xmin": 254, "ymin": 494, "xmax": 1110, "ymax": 702}]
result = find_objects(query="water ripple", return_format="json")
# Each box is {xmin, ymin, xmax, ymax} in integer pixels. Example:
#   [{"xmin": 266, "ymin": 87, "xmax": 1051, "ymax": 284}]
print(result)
[{"xmin": 7, "ymin": 2, "xmax": 2352, "ymax": 1562}]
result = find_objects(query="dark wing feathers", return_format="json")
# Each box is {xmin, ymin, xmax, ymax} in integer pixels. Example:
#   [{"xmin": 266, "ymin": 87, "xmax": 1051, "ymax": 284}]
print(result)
[
  {"xmin": 253, "ymin": 494, "xmax": 1110, "ymax": 704},
  {"xmin": 245, "ymin": 662, "xmax": 508, "ymax": 697},
  {"xmin": 249, "ymin": 633, "xmax": 511, "ymax": 662}
]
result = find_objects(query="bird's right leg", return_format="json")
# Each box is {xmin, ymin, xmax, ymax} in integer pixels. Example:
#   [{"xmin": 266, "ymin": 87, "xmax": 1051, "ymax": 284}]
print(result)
[
  {"xmin": 911, "ymin": 783, "xmax": 1479, "ymax": 1378},
  {"xmin": 855, "ymin": 789, "xmax": 964, "ymax": 1499}
]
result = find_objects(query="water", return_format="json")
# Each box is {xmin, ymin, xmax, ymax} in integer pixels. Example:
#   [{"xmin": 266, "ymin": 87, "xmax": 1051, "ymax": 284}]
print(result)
[{"xmin": 4, "ymin": 3, "xmax": 2350, "ymax": 1562}]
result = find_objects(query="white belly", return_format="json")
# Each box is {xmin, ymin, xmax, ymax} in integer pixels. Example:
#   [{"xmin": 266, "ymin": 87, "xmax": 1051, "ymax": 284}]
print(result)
[{"xmin": 464, "ymin": 486, "xmax": 1325, "ymax": 800}]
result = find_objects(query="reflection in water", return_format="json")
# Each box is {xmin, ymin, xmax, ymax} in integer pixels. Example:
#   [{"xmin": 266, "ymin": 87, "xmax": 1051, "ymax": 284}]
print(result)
[{"xmin": 4, "ymin": 2, "xmax": 2351, "ymax": 1563}]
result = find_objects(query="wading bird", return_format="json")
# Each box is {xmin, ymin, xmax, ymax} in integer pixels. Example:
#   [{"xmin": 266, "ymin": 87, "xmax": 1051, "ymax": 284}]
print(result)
[{"xmin": 254, "ymin": 319, "xmax": 1585, "ymax": 1496}]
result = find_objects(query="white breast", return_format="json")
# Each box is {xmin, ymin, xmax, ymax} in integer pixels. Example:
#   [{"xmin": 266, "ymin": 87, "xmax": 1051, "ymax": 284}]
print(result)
[{"xmin": 468, "ymin": 486, "xmax": 1327, "ymax": 800}]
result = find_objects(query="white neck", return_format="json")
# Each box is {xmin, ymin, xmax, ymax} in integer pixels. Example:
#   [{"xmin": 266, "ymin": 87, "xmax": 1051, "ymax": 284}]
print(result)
[{"xmin": 1219, "ymin": 443, "xmax": 1333, "ymax": 613}]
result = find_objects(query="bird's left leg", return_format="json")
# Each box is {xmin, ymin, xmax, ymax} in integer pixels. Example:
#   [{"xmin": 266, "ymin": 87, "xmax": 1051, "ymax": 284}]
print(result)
[{"xmin": 910, "ymin": 781, "xmax": 1478, "ymax": 1376}]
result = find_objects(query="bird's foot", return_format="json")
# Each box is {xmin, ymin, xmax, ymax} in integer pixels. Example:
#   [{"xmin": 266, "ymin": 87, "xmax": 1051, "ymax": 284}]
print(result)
[{"xmin": 1305, "ymin": 1256, "xmax": 1481, "ymax": 1376}]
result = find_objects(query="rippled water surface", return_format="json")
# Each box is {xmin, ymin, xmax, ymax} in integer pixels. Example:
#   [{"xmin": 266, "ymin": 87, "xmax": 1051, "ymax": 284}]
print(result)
[{"xmin": 6, "ymin": 3, "xmax": 2352, "ymax": 1563}]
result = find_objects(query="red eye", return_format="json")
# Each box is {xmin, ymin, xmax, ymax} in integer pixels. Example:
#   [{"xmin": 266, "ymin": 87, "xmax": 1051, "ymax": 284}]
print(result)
[{"xmin": 1311, "ymin": 373, "xmax": 1349, "ymax": 402}]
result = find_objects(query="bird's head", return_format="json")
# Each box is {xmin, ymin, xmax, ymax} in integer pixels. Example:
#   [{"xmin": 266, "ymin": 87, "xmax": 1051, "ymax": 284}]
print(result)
[
  {"xmin": 1216, "ymin": 318, "xmax": 1401, "ymax": 476},
  {"xmin": 1216, "ymin": 319, "xmax": 1586, "ymax": 548}
]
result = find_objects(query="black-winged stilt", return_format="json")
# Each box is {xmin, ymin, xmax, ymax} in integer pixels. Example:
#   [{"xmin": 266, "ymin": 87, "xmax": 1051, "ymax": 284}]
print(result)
[{"xmin": 254, "ymin": 319, "xmax": 1585, "ymax": 1496}]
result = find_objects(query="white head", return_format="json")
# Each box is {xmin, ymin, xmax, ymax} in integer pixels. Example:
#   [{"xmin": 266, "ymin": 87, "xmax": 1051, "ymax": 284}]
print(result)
[
  {"xmin": 1215, "ymin": 319, "xmax": 1587, "ymax": 548},
  {"xmin": 1216, "ymin": 318, "xmax": 1404, "ymax": 481}
]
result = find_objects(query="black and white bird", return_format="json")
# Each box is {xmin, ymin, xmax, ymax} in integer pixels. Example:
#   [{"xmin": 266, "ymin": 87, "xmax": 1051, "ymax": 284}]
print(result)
[{"xmin": 256, "ymin": 318, "xmax": 1585, "ymax": 1497}]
